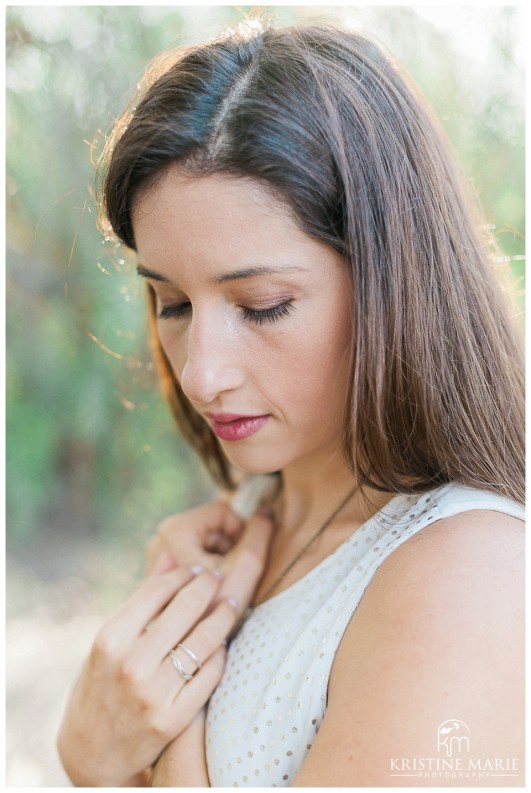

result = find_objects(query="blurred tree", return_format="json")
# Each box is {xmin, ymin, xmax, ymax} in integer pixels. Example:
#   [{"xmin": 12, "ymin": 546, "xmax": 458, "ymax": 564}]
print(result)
[{"xmin": 6, "ymin": 5, "xmax": 524, "ymax": 571}]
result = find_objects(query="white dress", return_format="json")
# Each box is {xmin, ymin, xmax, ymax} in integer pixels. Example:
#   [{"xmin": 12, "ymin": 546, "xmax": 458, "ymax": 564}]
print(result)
[{"xmin": 205, "ymin": 482, "xmax": 524, "ymax": 787}]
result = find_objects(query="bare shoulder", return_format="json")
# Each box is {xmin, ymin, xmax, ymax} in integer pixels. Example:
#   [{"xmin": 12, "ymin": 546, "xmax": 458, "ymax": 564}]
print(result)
[
  {"xmin": 398, "ymin": 506, "xmax": 524, "ymax": 555},
  {"xmin": 292, "ymin": 509, "xmax": 525, "ymax": 787},
  {"xmin": 342, "ymin": 508, "xmax": 525, "ymax": 678},
  {"xmin": 364, "ymin": 508, "xmax": 525, "ymax": 616}
]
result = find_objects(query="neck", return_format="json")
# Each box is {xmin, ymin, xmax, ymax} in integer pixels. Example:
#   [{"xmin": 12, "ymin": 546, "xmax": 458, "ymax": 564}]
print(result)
[
  {"xmin": 271, "ymin": 443, "xmax": 395, "ymax": 542},
  {"xmin": 274, "ymin": 445, "xmax": 360, "ymax": 538},
  {"xmin": 251, "ymin": 446, "xmax": 395, "ymax": 607}
]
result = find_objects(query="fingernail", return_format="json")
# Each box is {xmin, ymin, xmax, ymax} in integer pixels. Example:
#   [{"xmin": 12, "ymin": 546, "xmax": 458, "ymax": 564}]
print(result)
[
  {"xmin": 227, "ymin": 596, "xmax": 239, "ymax": 610},
  {"xmin": 190, "ymin": 564, "xmax": 204, "ymax": 575},
  {"xmin": 212, "ymin": 568, "xmax": 224, "ymax": 580}
]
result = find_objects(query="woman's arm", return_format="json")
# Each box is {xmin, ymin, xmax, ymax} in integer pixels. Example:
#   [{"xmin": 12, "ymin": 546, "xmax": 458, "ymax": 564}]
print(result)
[
  {"xmin": 149, "ymin": 711, "xmax": 210, "ymax": 787},
  {"xmin": 291, "ymin": 510, "xmax": 525, "ymax": 787}
]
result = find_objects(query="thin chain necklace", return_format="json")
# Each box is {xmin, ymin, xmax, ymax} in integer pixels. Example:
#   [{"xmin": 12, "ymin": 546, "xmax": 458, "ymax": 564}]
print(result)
[{"xmin": 251, "ymin": 485, "xmax": 358, "ymax": 609}]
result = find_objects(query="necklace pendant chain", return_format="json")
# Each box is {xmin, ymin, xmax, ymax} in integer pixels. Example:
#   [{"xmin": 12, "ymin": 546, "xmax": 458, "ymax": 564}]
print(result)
[{"xmin": 252, "ymin": 485, "xmax": 358, "ymax": 608}]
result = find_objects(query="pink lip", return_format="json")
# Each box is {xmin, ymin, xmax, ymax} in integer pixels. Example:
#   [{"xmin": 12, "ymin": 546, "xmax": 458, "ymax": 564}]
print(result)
[{"xmin": 204, "ymin": 412, "xmax": 270, "ymax": 441}]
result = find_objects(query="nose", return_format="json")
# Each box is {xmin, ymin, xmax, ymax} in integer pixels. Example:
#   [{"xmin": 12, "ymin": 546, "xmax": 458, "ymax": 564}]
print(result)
[{"xmin": 177, "ymin": 311, "xmax": 247, "ymax": 406}]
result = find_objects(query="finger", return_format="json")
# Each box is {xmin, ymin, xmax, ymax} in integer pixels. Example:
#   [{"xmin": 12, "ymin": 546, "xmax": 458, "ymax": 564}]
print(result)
[
  {"xmin": 172, "ymin": 597, "xmax": 238, "ymax": 674},
  {"xmin": 195, "ymin": 500, "xmax": 244, "ymax": 538},
  {"xmin": 145, "ymin": 501, "xmax": 244, "ymax": 575},
  {"xmin": 137, "ymin": 645, "xmax": 227, "ymax": 738},
  {"xmin": 145, "ymin": 533, "xmax": 163, "ymax": 575},
  {"xmin": 111, "ymin": 647, "xmax": 226, "ymax": 757},
  {"xmin": 167, "ymin": 646, "xmax": 227, "ymax": 724},
  {"xmin": 94, "ymin": 568, "xmax": 196, "ymax": 654},
  {"xmin": 203, "ymin": 531, "xmax": 235, "ymax": 554},
  {"xmin": 217, "ymin": 511, "xmax": 275, "ymax": 616},
  {"xmin": 166, "ymin": 501, "xmax": 244, "ymax": 544},
  {"xmin": 146, "ymin": 528, "xmax": 211, "ymax": 577},
  {"xmin": 151, "ymin": 550, "xmax": 178, "ymax": 575},
  {"xmin": 152, "ymin": 597, "xmax": 237, "ymax": 701},
  {"xmin": 135, "ymin": 569, "xmax": 223, "ymax": 668}
]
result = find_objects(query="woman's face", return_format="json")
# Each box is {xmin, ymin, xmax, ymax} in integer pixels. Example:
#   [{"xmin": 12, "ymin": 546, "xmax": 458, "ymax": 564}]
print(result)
[{"xmin": 133, "ymin": 168, "xmax": 353, "ymax": 475}]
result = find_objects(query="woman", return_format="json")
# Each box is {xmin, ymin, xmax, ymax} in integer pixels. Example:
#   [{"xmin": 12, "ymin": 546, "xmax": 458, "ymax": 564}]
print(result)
[{"xmin": 57, "ymin": 21, "xmax": 525, "ymax": 787}]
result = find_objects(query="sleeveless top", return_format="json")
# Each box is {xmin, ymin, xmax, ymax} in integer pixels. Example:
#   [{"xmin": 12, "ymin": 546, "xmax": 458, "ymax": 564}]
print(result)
[{"xmin": 205, "ymin": 482, "xmax": 524, "ymax": 787}]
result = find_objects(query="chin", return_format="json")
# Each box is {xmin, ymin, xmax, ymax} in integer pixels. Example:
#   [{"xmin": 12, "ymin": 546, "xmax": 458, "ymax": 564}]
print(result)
[
  {"xmin": 221, "ymin": 445, "xmax": 291, "ymax": 476},
  {"xmin": 231, "ymin": 458, "xmax": 283, "ymax": 476}
]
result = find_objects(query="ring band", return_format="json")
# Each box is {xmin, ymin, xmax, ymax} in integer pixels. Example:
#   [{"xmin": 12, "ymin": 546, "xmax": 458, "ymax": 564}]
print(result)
[
  {"xmin": 169, "ymin": 643, "xmax": 202, "ymax": 681},
  {"xmin": 169, "ymin": 652, "xmax": 193, "ymax": 681},
  {"xmin": 177, "ymin": 643, "xmax": 202, "ymax": 670}
]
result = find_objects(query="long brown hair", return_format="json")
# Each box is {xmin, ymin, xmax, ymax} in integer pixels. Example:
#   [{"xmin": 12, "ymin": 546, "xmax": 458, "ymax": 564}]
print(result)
[{"xmin": 98, "ymin": 21, "xmax": 524, "ymax": 504}]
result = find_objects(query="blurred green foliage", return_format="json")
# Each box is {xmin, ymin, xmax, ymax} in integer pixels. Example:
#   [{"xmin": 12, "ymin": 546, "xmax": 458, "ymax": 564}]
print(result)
[{"xmin": 6, "ymin": 6, "xmax": 525, "ymax": 563}]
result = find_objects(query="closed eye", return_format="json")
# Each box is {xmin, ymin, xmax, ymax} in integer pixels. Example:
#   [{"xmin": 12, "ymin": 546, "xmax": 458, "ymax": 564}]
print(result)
[
  {"xmin": 242, "ymin": 301, "xmax": 294, "ymax": 325},
  {"xmin": 157, "ymin": 299, "xmax": 295, "ymax": 324},
  {"xmin": 158, "ymin": 302, "xmax": 191, "ymax": 321}
]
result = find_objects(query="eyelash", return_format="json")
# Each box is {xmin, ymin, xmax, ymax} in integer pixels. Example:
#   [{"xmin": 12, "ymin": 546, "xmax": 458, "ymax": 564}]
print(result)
[
  {"xmin": 242, "ymin": 301, "xmax": 294, "ymax": 325},
  {"xmin": 158, "ymin": 303, "xmax": 191, "ymax": 321},
  {"xmin": 158, "ymin": 300, "xmax": 294, "ymax": 325}
]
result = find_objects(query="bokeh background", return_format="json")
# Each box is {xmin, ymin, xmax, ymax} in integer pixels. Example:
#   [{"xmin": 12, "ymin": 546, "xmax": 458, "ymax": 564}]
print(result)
[{"xmin": 6, "ymin": 5, "xmax": 525, "ymax": 786}]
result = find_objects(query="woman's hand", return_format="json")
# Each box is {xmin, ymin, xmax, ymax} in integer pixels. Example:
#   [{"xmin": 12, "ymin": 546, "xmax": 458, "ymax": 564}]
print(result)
[
  {"xmin": 57, "ymin": 508, "xmax": 273, "ymax": 787},
  {"xmin": 145, "ymin": 500, "xmax": 275, "ymax": 623},
  {"xmin": 145, "ymin": 501, "xmax": 245, "ymax": 572}
]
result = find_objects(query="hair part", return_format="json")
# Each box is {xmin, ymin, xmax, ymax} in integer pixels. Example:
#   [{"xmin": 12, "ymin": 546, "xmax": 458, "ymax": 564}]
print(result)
[{"xmin": 99, "ymin": 20, "xmax": 524, "ymax": 504}]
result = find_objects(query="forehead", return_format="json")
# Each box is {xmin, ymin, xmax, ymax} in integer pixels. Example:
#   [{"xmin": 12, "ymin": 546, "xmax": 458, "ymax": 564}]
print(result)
[
  {"xmin": 133, "ymin": 168, "xmax": 296, "ymax": 239},
  {"xmin": 132, "ymin": 167, "xmax": 343, "ymax": 280}
]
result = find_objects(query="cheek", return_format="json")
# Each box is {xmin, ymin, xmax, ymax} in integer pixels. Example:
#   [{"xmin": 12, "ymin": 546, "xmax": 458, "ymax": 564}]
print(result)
[
  {"xmin": 157, "ymin": 329, "xmax": 186, "ymax": 382},
  {"xmin": 263, "ymin": 313, "xmax": 352, "ymax": 416},
  {"xmin": 156, "ymin": 324, "xmax": 187, "ymax": 375}
]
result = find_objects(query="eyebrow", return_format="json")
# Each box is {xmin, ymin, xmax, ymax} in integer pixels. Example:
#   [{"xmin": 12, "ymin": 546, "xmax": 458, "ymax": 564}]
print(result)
[
  {"xmin": 136, "ymin": 264, "xmax": 172, "ymax": 283},
  {"xmin": 136, "ymin": 263, "xmax": 307, "ymax": 285},
  {"xmin": 213, "ymin": 265, "xmax": 307, "ymax": 284}
]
